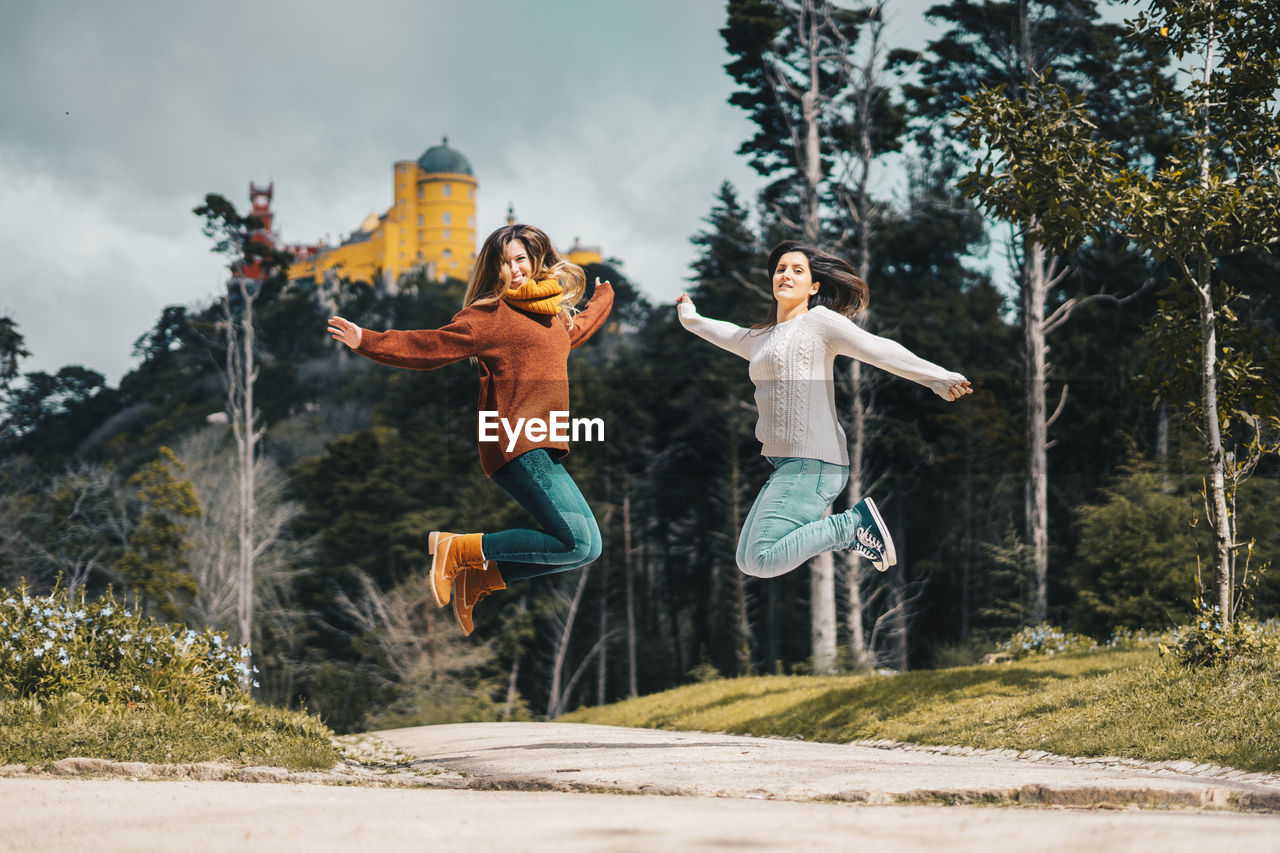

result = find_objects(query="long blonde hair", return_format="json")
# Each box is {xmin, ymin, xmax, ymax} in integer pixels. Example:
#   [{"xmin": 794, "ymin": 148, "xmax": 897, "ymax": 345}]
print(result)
[{"xmin": 464, "ymin": 224, "xmax": 586, "ymax": 325}]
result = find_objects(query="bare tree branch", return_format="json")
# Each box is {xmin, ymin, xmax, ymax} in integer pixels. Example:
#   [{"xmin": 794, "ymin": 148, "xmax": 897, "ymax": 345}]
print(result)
[
  {"xmin": 1043, "ymin": 274, "xmax": 1155, "ymax": 335},
  {"xmin": 1044, "ymin": 383, "xmax": 1070, "ymax": 430}
]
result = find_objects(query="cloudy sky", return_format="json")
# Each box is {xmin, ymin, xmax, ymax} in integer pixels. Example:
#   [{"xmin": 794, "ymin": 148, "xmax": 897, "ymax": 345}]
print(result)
[{"xmin": 1, "ymin": 0, "xmax": 942, "ymax": 384}]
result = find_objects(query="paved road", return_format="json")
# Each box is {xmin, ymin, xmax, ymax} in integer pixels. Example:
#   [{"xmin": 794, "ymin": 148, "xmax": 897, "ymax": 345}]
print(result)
[
  {"xmin": 373, "ymin": 721, "xmax": 1280, "ymax": 811},
  {"xmin": 4, "ymin": 777, "xmax": 1280, "ymax": 852},
  {"xmin": 4, "ymin": 722, "xmax": 1280, "ymax": 852}
]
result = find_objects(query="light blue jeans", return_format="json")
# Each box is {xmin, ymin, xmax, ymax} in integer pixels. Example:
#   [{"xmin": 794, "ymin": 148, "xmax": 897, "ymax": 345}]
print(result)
[{"xmin": 736, "ymin": 456, "xmax": 861, "ymax": 579}]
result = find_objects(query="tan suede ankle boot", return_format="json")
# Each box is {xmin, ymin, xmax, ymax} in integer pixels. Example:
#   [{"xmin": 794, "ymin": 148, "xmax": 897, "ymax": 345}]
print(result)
[
  {"xmin": 452, "ymin": 560, "xmax": 506, "ymax": 636},
  {"xmin": 427, "ymin": 531, "xmax": 485, "ymax": 607}
]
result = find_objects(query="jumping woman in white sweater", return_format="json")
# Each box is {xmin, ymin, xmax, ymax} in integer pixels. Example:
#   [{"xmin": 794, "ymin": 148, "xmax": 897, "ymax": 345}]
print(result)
[{"xmin": 677, "ymin": 240, "xmax": 972, "ymax": 578}]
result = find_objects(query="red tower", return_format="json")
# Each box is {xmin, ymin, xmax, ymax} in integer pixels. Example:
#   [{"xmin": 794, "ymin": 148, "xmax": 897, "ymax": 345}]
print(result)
[{"xmin": 240, "ymin": 182, "xmax": 277, "ymax": 281}]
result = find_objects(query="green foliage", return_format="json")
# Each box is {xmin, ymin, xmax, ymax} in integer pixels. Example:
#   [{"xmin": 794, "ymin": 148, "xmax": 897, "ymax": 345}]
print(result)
[
  {"xmin": 1, "ymin": 365, "xmax": 121, "ymax": 460},
  {"xmin": 975, "ymin": 527, "xmax": 1035, "ymax": 633},
  {"xmin": 113, "ymin": 448, "xmax": 201, "ymax": 619},
  {"xmin": 1069, "ymin": 458, "xmax": 1201, "ymax": 635},
  {"xmin": 721, "ymin": 0, "xmax": 902, "ymax": 227},
  {"xmin": 0, "ymin": 582, "xmax": 250, "ymax": 705},
  {"xmin": 365, "ymin": 678, "xmax": 524, "ymax": 731},
  {"xmin": 903, "ymin": 0, "xmax": 1169, "ymax": 168},
  {"xmin": 1161, "ymin": 607, "xmax": 1280, "ymax": 669},
  {"xmin": 567, "ymin": 648, "xmax": 1280, "ymax": 771},
  {"xmin": 1101, "ymin": 626, "xmax": 1167, "ymax": 651},
  {"xmin": 0, "ymin": 582, "xmax": 336, "ymax": 768},
  {"xmin": 0, "ymin": 694, "xmax": 336, "ymax": 769},
  {"xmin": 957, "ymin": 0, "xmax": 1280, "ymax": 629},
  {"xmin": 927, "ymin": 637, "xmax": 994, "ymax": 669},
  {"xmin": 6, "ymin": 6, "xmax": 1279, "ymax": 726},
  {"xmin": 0, "ymin": 316, "xmax": 29, "ymax": 391},
  {"xmin": 687, "ymin": 661, "xmax": 723, "ymax": 683},
  {"xmin": 996, "ymin": 623, "xmax": 1095, "ymax": 659},
  {"xmin": 193, "ymin": 193, "xmax": 295, "ymax": 282},
  {"xmin": 1141, "ymin": 280, "xmax": 1280, "ymax": 433}
]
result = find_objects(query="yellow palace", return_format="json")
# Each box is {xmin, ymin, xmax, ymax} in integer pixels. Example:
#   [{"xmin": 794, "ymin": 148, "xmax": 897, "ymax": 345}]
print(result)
[
  {"xmin": 285, "ymin": 137, "xmax": 603, "ymax": 288},
  {"xmin": 288, "ymin": 138, "xmax": 479, "ymax": 286}
]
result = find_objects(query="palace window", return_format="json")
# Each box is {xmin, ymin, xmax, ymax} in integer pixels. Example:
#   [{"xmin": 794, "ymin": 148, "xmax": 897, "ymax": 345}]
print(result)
[
  {"xmin": 442, "ymin": 212, "xmax": 452, "ymax": 225},
  {"xmin": 443, "ymin": 229, "xmax": 451, "ymax": 239},
  {"xmin": 417, "ymin": 215, "xmax": 424, "ymax": 227},
  {"xmin": 443, "ymin": 184, "xmax": 452, "ymax": 197}
]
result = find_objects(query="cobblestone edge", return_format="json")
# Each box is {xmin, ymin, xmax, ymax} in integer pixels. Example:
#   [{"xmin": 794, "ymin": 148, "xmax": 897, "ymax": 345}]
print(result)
[{"xmin": 848, "ymin": 739, "xmax": 1280, "ymax": 787}]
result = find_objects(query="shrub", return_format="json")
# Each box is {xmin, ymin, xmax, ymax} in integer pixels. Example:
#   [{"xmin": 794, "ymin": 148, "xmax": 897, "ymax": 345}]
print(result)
[
  {"xmin": 996, "ymin": 623, "xmax": 1095, "ymax": 659},
  {"xmin": 0, "ymin": 582, "xmax": 253, "ymax": 706},
  {"xmin": 1103, "ymin": 626, "xmax": 1168, "ymax": 651},
  {"xmin": 1160, "ymin": 601, "xmax": 1280, "ymax": 667}
]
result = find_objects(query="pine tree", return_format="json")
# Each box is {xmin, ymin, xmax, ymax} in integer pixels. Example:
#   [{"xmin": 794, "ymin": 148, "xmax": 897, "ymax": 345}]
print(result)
[{"xmin": 114, "ymin": 447, "xmax": 201, "ymax": 620}]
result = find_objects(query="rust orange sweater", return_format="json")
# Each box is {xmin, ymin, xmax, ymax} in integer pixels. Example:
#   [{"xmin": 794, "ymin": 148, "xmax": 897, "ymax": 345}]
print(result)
[{"xmin": 354, "ymin": 282, "xmax": 614, "ymax": 476}]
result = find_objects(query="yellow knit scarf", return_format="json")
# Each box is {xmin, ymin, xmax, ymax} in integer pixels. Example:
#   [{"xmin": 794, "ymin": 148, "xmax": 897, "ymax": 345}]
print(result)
[{"xmin": 504, "ymin": 277, "xmax": 564, "ymax": 315}]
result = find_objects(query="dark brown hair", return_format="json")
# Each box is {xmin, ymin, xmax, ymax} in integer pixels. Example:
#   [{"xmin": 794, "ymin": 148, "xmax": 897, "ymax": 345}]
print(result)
[{"xmin": 754, "ymin": 240, "xmax": 869, "ymax": 329}]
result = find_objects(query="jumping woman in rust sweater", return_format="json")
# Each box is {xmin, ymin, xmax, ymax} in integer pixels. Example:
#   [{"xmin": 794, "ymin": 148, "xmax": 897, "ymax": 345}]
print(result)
[{"xmin": 327, "ymin": 224, "xmax": 613, "ymax": 635}]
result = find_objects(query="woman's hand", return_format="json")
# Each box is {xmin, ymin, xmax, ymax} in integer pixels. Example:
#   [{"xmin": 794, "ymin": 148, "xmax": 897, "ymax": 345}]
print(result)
[
  {"xmin": 945, "ymin": 378, "xmax": 973, "ymax": 401},
  {"xmin": 676, "ymin": 293, "xmax": 693, "ymax": 309},
  {"xmin": 328, "ymin": 316, "xmax": 362, "ymax": 349}
]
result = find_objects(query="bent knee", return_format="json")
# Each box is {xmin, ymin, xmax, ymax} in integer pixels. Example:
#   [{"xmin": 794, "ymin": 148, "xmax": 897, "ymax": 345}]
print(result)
[
  {"xmin": 738, "ymin": 552, "xmax": 767, "ymax": 578},
  {"xmin": 564, "ymin": 514, "xmax": 602, "ymax": 565},
  {"xmin": 739, "ymin": 548, "xmax": 794, "ymax": 579}
]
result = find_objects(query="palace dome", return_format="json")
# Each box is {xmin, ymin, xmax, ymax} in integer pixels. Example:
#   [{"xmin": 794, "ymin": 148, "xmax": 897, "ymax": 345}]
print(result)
[{"xmin": 417, "ymin": 137, "xmax": 473, "ymax": 176}]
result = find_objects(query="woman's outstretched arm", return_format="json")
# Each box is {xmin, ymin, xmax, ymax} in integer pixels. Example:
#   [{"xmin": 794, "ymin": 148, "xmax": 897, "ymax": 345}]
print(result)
[
  {"xmin": 812, "ymin": 309, "xmax": 972, "ymax": 401},
  {"xmin": 567, "ymin": 279, "xmax": 615, "ymax": 349},
  {"xmin": 328, "ymin": 312, "xmax": 477, "ymax": 370},
  {"xmin": 675, "ymin": 294, "xmax": 754, "ymax": 360}
]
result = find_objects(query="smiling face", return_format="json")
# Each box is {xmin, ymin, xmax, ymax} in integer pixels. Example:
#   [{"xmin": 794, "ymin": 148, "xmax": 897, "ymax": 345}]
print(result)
[
  {"xmin": 772, "ymin": 250, "xmax": 818, "ymax": 313},
  {"xmin": 504, "ymin": 239, "xmax": 533, "ymax": 288}
]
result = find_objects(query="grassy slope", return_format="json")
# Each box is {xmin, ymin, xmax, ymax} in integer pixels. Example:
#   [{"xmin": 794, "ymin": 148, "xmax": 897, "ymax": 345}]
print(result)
[
  {"xmin": 0, "ymin": 695, "xmax": 338, "ymax": 770},
  {"xmin": 564, "ymin": 649, "xmax": 1280, "ymax": 772}
]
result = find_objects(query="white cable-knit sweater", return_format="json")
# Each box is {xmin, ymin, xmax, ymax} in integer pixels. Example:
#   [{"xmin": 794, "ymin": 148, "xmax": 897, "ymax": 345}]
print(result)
[{"xmin": 678, "ymin": 302, "xmax": 967, "ymax": 466}]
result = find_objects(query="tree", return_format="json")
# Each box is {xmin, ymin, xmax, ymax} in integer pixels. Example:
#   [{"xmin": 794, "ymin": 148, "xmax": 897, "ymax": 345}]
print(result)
[
  {"xmin": 0, "ymin": 365, "xmax": 121, "ymax": 463},
  {"xmin": 906, "ymin": 0, "xmax": 1171, "ymax": 623},
  {"xmin": 194, "ymin": 193, "xmax": 295, "ymax": 683},
  {"xmin": 723, "ymin": 0, "xmax": 890, "ymax": 672},
  {"xmin": 545, "ymin": 563, "xmax": 606, "ymax": 718},
  {"xmin": 19, "ymin": 464, "xmax": 128, "ymax": 593},
  {"xmin": 959, "ymin": 0, "xmax": 1280, "ymax": 628},
  {"xmin": 828, "ymin": 2, "xmax": 910, "ymax": 671},
  {"xmin": 0, "ymin": 317, "xmax": 29, "ymax": 393},
  {"xmin": 113, "ymin": 447, "xmax": 201, "ymax": 620},
  {"xmin": 174, "ymin": 427, "xmax": 307, "ymax": 642},
  {"xmin": 1069, "ymin": 457, "xmax": 1201, "ymax": 636}
]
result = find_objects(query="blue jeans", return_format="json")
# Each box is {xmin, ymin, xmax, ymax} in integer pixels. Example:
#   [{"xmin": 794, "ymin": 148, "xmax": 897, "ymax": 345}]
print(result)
[
  {"xmin": 736, "ymin": 456, "xmax": 861, "ymax": 579},
  {"xmin": 482, "ymin": 450, "xmax": 602, "ymax": 583}
]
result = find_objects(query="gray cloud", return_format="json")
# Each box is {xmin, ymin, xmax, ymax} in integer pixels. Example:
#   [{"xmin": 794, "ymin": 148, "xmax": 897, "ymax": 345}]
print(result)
[{"xmin": 1, "ymin": 0, "xmax": 938, "ymax": 383}]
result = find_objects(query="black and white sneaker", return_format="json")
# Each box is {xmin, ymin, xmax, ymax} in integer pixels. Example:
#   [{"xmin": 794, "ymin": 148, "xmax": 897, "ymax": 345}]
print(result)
[{"xmin": 850, "ymin": 497, "xmax": 896, "ymax": 572}]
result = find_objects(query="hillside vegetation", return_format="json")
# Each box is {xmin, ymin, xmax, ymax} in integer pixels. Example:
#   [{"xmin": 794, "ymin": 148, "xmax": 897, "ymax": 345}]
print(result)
[{"xmin": 565, "ymin": 649, "xmax": 1280, "ymax": 773}]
